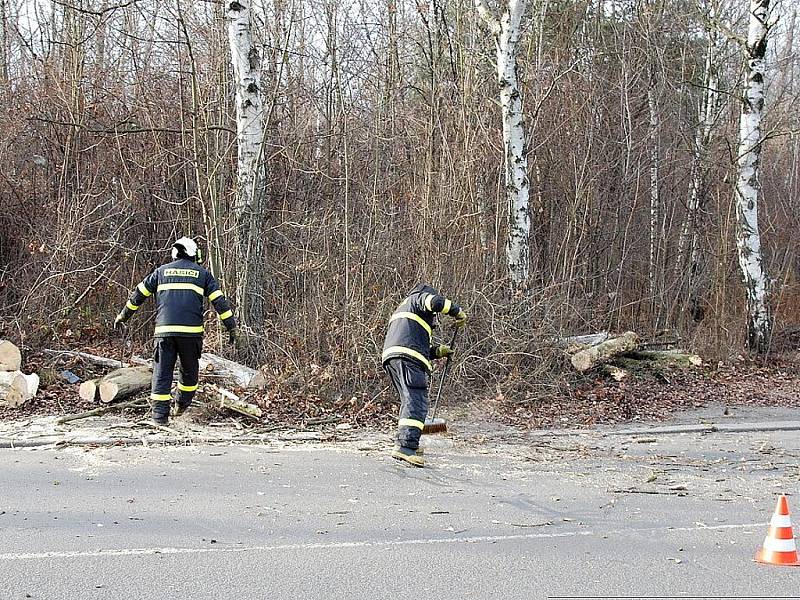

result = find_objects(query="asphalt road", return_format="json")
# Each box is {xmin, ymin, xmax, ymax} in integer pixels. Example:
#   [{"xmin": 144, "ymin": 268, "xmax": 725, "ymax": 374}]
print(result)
[{"xmin": 1, "ymin": 421, "xmax": 799, "ymax": 599}]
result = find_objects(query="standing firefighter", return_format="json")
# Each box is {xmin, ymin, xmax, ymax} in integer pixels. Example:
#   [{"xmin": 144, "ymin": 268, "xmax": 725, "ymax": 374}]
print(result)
[
  {"xmin": 114, "ymin": 237, "xmax": 237, "ymax": 425},
  {"xmin": 382, "ymin": 284, "xmax": 466, "ymax": 467}
]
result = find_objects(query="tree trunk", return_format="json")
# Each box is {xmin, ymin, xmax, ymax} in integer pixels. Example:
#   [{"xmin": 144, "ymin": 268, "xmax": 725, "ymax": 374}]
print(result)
[
  {"xmin": 620, "ymin": 350, "xmax": 702, "ymax": 367},
  {"xmin": 734, "ymin": 0, "xmax": 772, "ymax": 353},
  {"xmin": 0, "ymin": 340, "xmax": 22, "ymax": 371},
  {"xmin": 676, "ymin": 8, "xmax": 721, "ymax": 311},
  {"xmin": 227, "ymin": 0, "xmax": 267, "ymax": 328},
  {"xmin": 475, "ymin": 0, "xmax": 531, "ymax": 288},
  {"xmin": 647, "ymin": 66, "xmax": 660, "ymax": 301},
  {"xmin": 570, "ymin": 331, "xmax": 640, "ymax": 372},
  {"xmin": 200, "ymin": 352, "xmax": 266, "ymax": 389}
]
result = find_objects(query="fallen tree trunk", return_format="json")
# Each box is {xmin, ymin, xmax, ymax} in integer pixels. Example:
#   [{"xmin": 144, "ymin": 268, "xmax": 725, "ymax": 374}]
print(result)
[
  {"xmin": 200, "ymin": 353, "xmax": 265, "ymax": 389},
  {"xmin": 0, "ymin": 371, "xmax": 39, "ymax": 407},
  {"xmin": 0, "ymin": 340, "xmax": 22, "ymax": 371},
  {"xmin": 616, "ymin": 350, "xmax": 703, "ymax": 368},
  {"xmin": 216, "ymin": 386, "xmax": 262, "ymax": 420},
  {"xmin": 571, "ymin": 331, "xmax": 639, "ymax": 373}
]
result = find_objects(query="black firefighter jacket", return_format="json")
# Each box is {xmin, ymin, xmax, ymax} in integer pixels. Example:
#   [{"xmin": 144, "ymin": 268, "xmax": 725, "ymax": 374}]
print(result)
[
  {"xmin": 382, "ymin": 285, "xmax": 462, "ymax": 373},
  {"xmin": 117, "ymin": 258, "xmax": 235, "ymax": 337}
]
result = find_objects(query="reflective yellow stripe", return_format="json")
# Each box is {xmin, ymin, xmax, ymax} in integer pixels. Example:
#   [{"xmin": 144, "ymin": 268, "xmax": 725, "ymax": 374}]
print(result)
[
  {"xmin": 382, "ymin": 346, "xmax": 432, "ymax": 371},
  {"xmin": 218, "ymin": 310, "xmax": 233, "ymax": 321},
  {"xmin": 150, "ymin": 393, "xmax": 171, "ymax": 401},
  {"xmin": 126, "ymin": 301, "xmax": 139, "ymax": 311},
  {"xmin": 443, "ymin": 299, "xmax": 452, "ymax": 314},
  {"xmin": 158, "ymin": 283, "xmax": 204, "ymax": 295},
  {"xmin": 154, "ymin": 325, "xmax": 204, "ymax": 335},
  {"xmin": 137, "ymin": 282, "xmax": 152, "ymax": 297},
  {"xmin": 389, "ymin": 312, "xmax": 432, "ymax": 337},
  {"xmin": 398, "ymin": 418, "xmax": 425, "ymax": 430},
  {"xmin": 424, "ymin": 295, "xmax": 434, "ymax": 311},
  {"xmin": 178, "ymin": 383, "xmax": 198, "ymax": 392},
  {"xmin": 208, "ymin": 290, "xmax": 223, "ymax": 302}
]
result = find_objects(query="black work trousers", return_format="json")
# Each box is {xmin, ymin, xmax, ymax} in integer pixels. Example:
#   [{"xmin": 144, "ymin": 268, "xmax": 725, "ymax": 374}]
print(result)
[
  {"xmin": 151, "ymin": 336, "xmax": 202, "ymax": 420},
  {"xmin": 384, "ymin": 357, "xmax": 429, "ymax": 450}
]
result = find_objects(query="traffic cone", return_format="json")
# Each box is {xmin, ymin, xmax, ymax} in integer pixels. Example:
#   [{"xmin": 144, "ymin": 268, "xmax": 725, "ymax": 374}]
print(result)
[{"xmin": 755, "ymin": 495, "xmax": 800, "ymax": 566}]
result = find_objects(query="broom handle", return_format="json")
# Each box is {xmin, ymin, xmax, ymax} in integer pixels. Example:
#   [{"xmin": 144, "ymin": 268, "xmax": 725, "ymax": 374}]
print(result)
[{"xmin": 429, "ymin": 327, "xmax": 459, "ymax": 421}]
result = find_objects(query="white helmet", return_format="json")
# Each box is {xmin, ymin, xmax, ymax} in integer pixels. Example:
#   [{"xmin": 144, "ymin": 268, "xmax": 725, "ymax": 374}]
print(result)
[{"xmin": 171, "ymin": 236, "xmax": 199, "ymax": 260}]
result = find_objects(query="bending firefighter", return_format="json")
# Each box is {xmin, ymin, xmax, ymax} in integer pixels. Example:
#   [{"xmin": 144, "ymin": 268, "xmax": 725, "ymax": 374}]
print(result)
[
  {"xmin": 382, "ymin": 284, "xmax": 466, "ymax": 467},
  {"xmin": 114, "ymin": 237, "xmax": 237, "ymax": 425}
]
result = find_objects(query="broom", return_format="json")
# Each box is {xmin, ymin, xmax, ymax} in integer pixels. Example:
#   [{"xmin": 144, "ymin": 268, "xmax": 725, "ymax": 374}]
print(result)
[{"xmin": 423, "ymin": 327, "xmax": 459, "ymax": 434}]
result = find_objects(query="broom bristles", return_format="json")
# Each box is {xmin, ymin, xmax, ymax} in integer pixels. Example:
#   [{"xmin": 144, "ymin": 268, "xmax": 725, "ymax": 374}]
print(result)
[{"xmin": 423, "ymin": 418, "xmax": 448, "ymax": 434}]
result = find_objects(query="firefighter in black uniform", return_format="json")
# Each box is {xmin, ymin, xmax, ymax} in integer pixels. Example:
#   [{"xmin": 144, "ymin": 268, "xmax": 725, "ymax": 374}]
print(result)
[
  {"xmin": 382, "ymin": 284, "xmax": 466, "ymax": 466},
  {"xmin": 114, "ymin": 237, "xmax": 236, "ymax": 425}
]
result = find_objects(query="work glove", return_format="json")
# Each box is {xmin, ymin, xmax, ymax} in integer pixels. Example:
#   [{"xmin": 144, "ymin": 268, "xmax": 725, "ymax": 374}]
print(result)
[
  {"xmin": 453, "ymin": 310, "xmax": 467, "ymax": 329},
  {"xmin": 435, "ymin": 344, "xmax": 454, "ymax": 359},
  {"xmin": 228, "ymin": 329, "xmax": 237, "ymax": 346},
  {"xmin": 113, "ymin": 314, "xmax": 126, "ymax": 330}
]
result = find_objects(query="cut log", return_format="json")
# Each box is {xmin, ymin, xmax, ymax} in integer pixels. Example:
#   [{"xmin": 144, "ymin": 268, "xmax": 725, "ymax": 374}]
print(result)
[
  {"xmin": 79, "ymin": 379, "xmax": 99, "ymax": 402},
  {"xmin": 0, "ymin": 340, "xmax": 22, "ymax": 371},
  {"xmin": 200, "ymin": 352, "xmax": 266, "ymax": 389},
  {"xmin": 570, "ymin": 331, "xmax": 639, "ymax": 373},
  {"xmin": 97, "ymin": 366, "xmax": 153, "ymax": 403},
  {"xmin": 216, "ymin": 386, "xmax": 262, "ymax": 420},
  {"xmin": 0, "ymin": 370, "xmax": 39, "ymax": 407},
  {"xmin": 617, "ymin": 350, "xmax": 703, "ymax": 368},
  {"xmin": 44, "ymin": 349, "xmax": 127, "ymax": 369}
]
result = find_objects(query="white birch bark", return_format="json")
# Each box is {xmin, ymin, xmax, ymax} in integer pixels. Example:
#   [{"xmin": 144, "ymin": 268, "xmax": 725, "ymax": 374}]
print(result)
[
  {"xmin": 647, "ymin": 68, "xmax": 660, "ymax": 297},
  {"xmin": 227, "ymin": 0, "xmax": 267, "ymax": 326},
  {"xmin": 475, "ymin": 0, "xmax": 531, "ymax": 287},
  {"xmin": 734, "ymin": 0, "xmax": 772, "ymax": 352}
]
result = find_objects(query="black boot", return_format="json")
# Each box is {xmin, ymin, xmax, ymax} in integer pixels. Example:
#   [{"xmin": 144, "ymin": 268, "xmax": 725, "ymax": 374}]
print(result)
[{"xmin": 151, "ymin": 401, "xmax": 170, "ymax": 425}]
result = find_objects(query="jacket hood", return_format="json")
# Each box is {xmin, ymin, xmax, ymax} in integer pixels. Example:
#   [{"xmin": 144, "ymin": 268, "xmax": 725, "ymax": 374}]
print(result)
[{"xmin": 408, "ymin": 283, "xmax": 438, "ymax": 297}]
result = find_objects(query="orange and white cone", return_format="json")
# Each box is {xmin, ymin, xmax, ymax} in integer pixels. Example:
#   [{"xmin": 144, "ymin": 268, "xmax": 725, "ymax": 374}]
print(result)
[{"xmin": 755, "ymin": 495, "xmax": 800, "ymax": 567}]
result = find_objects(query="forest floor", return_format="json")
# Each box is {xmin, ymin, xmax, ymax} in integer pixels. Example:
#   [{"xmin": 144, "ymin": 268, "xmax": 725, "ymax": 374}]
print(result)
[{"xmin": 1, "ymin": 340, "xmax": 799, "ymax": 435}]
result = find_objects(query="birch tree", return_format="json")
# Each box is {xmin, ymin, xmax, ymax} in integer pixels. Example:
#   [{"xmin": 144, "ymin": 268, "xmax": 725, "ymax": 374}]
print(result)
[
  {"xmin": 227, "ymin": 0, "xmax": 267, "ymax": 327},
  {"xmin": 675, "ymin": 2, "xmax": 722, "ymax": 308},
  {"xmin": 734, "ymin": 0, "xmax": 772, "ymax": 352},
  {"xmin": 475, "ymin": 0, "xmax": 531, "ymax": 288}
]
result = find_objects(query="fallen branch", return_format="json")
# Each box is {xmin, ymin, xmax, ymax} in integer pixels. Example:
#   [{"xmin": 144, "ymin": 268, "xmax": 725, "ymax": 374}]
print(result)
[
  {"xmin": 44, "ymin": 349, "xmax": 127, "ymax": 369},
  {"xmin": 215, "ymin": 385, "xmax": 263, "ymax": 420}
]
